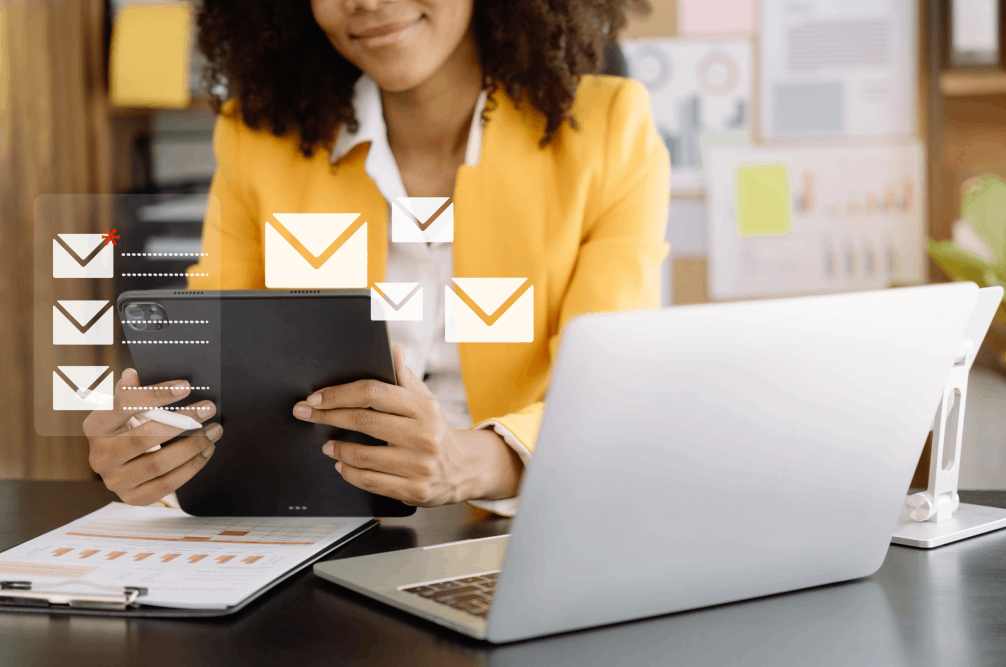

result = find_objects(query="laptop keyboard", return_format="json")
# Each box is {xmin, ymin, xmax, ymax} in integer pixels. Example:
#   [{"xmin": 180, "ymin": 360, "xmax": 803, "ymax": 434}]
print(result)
[{"xmin": 402, "ymin": 571, "xmax": 499, "ymax": 618}]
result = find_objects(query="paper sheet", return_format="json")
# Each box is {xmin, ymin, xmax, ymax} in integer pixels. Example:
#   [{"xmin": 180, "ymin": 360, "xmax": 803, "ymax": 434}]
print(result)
[
  {"xmin": 622, "ymin": 38, "xmax": 752, "ymax": 192},
  {"xmin": 758, "ymin": 0, "xmax": 917, "ymax": 140},
  {"xmin": 677, "ymin": 0, "xmax": 755, "ymax": 34},
  {"xmin": 0, "ymin": 503, "xmax": 371, "ymax": 609},
  {"xmin": 706, "ymin": 142, "xmax": 926, "ymax": 300}
]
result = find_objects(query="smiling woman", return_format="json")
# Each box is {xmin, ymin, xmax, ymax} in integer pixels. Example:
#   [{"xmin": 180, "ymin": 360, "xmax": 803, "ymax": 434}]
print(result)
[{"xmin": 83, "ymin": 0, "xmax": 671, "ymax": 514}]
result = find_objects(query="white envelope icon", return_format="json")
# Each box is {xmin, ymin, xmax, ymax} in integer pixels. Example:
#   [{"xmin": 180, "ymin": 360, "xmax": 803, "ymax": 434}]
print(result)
[
  {"xmin": 391, "ymin": 197, "xmax": 454, "ymax": 243},
  {"xmin": 53, "ymin": 366, "xmax": 114, "ymax": 411},
  {"xmin": 53, "ymin": 234, "xmax": 114, "ymax": 278},
  {"xmin": 53, "ymin": 300, "xmax": 114, "ymax": 345},
  {"xmin": 445, "ymin": 278, "xmax": 534, "ymax": 343},
  {"xmin": 265, "ymin": 213, "xmax": 368, "ymax": 288},
  {"xmin": 371, "ymin": 283, "xmax": 423, "ymax": 321}
]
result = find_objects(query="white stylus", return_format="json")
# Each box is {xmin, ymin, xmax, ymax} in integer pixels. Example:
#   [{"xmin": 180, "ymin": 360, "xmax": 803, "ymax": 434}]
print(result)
[{"xmin": 75, "ymin": 389, "xmax": 204, "ymax": 430}]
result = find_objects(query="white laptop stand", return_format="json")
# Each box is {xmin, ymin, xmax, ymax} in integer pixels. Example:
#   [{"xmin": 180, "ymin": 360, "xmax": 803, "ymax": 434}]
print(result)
[{"xmin": 892, "ymin": 288, "xmax": 1006, "ymax": 548}]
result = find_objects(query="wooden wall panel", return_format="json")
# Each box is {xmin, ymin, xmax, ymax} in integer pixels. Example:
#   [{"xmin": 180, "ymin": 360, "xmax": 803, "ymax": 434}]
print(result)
[{"xmin": 0, "ymin": 0, "xmax": 111, "ymax": 480}]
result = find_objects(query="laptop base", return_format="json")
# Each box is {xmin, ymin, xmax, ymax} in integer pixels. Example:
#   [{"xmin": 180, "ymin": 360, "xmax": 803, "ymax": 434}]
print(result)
[{"xmin": 891, "ymin": 502, "xmax": 1006, "ymax": 549}]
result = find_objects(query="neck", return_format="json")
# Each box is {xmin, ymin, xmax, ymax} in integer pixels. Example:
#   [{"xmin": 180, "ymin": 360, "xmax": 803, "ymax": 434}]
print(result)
[{"xmin": 381, "ymin": 29, "xmax": 483, "ymax": 165}]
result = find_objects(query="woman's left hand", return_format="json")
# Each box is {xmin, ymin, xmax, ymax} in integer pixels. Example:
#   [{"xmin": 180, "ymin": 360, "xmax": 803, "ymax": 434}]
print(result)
[{"xmin": 292, "ymin": 345, "xmax": 523, "ymax": 507}]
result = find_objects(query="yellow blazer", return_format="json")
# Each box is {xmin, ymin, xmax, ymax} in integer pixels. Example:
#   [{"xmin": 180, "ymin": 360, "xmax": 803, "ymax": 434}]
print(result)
[{"xmin": 188, "ymin": 75, "xmax": 670, "ymax": 453}]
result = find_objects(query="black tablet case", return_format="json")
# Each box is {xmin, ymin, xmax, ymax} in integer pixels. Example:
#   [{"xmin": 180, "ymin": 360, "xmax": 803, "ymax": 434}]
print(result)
[
  {"xmin": 116, "ymin": 289, "xmax": 415, "ymax": 518},
  {"xmin": 0, "ymin": 520, "xmax": 377, "ymax": 618}
]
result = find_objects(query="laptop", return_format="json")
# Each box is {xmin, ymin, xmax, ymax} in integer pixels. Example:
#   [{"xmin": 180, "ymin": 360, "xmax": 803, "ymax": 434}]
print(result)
[{"xmin": 315, "ymin": 283, "xmax": 982, "ymax": 643}]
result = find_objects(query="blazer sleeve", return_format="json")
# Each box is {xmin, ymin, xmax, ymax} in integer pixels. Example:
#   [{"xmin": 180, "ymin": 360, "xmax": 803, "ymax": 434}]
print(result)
[
  {"xmin": 474, "ymin": 79, "xmax": 671, "ymax": 453},
  {"xmin": 186, "ymin": 111, "xmax": 265, "ymax": 289}
]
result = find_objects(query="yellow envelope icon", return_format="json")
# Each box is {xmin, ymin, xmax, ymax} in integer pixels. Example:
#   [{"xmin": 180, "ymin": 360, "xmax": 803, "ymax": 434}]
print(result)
[
  {"xmin": 445, "ymin": 278, "xmax": 534, "ymax": 343},
  {"xmin": 53, "ymin": 234, "xmax": 114, "ymax": 279},
  {"xmin": 371, "ymin": 283, "xmax": 423, "ymax": 321},
  {"xmin": 53, "ymin": 366, "xmax": 114, "ymax": 411},
  {"xmin": 391, "ymin": 197, "xmax": 454, "ymax": 243},
  {"xmin": 265, "ymin": 213, "xmax": 368, "ymax": 288},
  {"xmin": 53, "ymin": 300, "xmax": 114, "ymax": 345}
]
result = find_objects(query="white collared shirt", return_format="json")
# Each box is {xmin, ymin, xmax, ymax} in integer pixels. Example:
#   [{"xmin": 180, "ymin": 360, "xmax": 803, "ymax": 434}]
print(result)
[{"xmin": 330, "ymin": 76, "xmax": 529, "ymax": 515}]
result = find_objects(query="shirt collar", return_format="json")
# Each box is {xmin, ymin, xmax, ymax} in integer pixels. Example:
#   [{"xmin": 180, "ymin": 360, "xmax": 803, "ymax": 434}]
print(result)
[{"xmin": 330, "ymin": 74, "xmax": 488, "ymax": 170}]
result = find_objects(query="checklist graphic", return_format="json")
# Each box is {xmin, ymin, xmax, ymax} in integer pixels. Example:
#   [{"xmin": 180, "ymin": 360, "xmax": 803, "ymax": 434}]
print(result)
[
  {"xmin": 52, "ymin": 366, "xmax": 114, "ymax": 411},
  {"xmin": 53, "ymin": 234, "xmax": 114, "ymax": 278},
  {"xmin": 445, "ymin": 278, "xmax": 534, "ymax": 343},
  {"xmin": 53, "ymin": 300, "xmax": 114, "ymax": 345},
  {"xmin": 391, "ymin": 197, "xmax": 454, "ymax": 243},
  {"xmin": 265, "ymin": 213, "xmax": 368, "ymax": 288},
  {"xmin": 371, "ymin": 283, "xmax": 423, "ymax": 321}
]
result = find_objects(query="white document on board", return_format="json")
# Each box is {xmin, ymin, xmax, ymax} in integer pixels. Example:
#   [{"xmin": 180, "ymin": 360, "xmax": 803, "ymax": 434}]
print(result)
[
  {"xmin": 0, "ymin": 503, "xmax": 372, "ymax": 610},
  {"xmin": 758, "ymin": 0, "xmax": 917, "ymax": 140}
]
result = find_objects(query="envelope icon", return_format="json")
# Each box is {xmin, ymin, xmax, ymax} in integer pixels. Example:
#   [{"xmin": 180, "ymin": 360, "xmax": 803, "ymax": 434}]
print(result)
[
  {"xmin": 445, "ymin": 278, "xmax": 533, "ymax": 343},
  {"xmin": 53, "ymin": 300, "xmax": 114, "ymax": 345},
  {"xmin": 53, "ymin": 366, "xmax": 114, "ymax": 411},
  {"xmin": 371, "ymin": 283, "xmax": 423, "ymax": 321},
  {"xmin": 53, "ymin": 234, "xmax": 114, "ymax": 278},
  {"xmin": 265, "ymin": 213, "xmax": 368, "ymax": 288},
  {"xmin": 391, "ymin": 197, "xmax": 454, "ymax": 243}
]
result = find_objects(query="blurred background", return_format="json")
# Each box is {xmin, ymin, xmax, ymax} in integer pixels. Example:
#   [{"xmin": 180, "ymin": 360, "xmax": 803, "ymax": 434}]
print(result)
[{"xmin": 2, "ymin": 0, "xmax": 1005, "ymax": 489}]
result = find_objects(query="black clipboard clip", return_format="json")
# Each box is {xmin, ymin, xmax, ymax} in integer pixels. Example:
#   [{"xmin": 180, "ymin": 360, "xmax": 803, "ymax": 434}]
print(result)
[{"xmin": 1, "ymin": 580, "xmax": 148, "ymax": 610}]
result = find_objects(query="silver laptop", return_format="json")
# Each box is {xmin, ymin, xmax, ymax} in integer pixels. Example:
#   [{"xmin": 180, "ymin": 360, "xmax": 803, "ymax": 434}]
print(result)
[{"xmin": 315, "ymin": 283, "xmax": 981, "ymax": 643}]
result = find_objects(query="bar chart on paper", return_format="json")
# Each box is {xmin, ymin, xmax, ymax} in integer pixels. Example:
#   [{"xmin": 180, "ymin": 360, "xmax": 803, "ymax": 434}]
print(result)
[{"xmin": 0, "ymin": 502, "xmax": 372, "ymax": 610}]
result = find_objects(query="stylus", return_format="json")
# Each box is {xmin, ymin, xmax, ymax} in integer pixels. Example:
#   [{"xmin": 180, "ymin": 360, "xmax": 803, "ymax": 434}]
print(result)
[{"xmin": 75, "ymin": 389, "xmax": 204, "ymax": 430}]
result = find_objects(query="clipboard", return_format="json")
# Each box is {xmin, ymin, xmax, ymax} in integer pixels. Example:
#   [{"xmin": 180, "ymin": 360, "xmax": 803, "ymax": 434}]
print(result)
[{"xmin": 0, "ymin": 519, "xmax": 377, "ymax": 618}]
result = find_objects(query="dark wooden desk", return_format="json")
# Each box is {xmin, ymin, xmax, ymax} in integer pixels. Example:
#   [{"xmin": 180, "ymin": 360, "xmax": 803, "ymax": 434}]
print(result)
[{"xmin": 2, "ymin": 481, "xmax": 1005, "ymax": 667}]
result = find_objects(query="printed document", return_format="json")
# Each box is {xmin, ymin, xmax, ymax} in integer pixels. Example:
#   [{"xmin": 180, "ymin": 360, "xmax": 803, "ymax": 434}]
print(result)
[{"xmin": 0, "ymin": 503, "xmax": 372, "ymax": 609}]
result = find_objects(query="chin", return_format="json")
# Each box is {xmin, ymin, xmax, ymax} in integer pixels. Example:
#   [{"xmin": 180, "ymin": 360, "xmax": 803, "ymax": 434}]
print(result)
[{"xmin": 365, "ymin": 62, "xmax": 442, "ymax": 93}]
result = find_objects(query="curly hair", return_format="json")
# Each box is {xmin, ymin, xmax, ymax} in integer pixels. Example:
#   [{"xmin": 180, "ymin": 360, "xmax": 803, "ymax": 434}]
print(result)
[{"xmin": 196, "ymin": 0, "xmax": 650, "ymax": 156}]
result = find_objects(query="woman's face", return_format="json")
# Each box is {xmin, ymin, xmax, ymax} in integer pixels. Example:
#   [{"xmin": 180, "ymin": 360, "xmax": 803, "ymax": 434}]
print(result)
[{"xmin": 311, "ymin": 0, "xmax": 475, "ymax": 92}]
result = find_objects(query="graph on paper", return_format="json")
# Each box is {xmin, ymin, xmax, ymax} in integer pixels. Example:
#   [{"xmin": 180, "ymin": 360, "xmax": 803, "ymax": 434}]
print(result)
[{"xmin": 0, "ymin": 502, "xmax": 371, "ymax": 610}]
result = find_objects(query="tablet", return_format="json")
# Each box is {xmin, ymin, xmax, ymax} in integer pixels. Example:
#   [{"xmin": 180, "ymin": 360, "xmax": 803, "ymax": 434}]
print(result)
[{"xmin": 116, "ymin": 289, "xmax": 414, "ymax": 518}]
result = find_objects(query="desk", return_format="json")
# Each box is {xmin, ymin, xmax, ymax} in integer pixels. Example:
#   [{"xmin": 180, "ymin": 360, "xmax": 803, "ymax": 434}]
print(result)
[{"xmin": 2, "ymin": 481, "xmax": 1005, "ymax": 667}]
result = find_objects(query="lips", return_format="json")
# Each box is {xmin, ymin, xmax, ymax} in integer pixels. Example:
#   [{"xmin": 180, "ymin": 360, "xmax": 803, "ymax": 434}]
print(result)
[{"xmin": 350, "ymin": 16, "xmax": 422, "ymax": 49}]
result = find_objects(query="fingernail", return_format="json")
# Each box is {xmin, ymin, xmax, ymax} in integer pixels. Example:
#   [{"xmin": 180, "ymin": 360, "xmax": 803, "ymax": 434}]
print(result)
[
  {"xmin": 335, "ymin": 461, "xmax": 343, "ymax": 474},
  {"xmin": 171, "ymin": 382, "xmax": 190, "ymax": 396},
  {"xmin": 206, "ymin": 423, "xmax": 223, "ymax": 441},
  {"xmin": 293, "ymin": 404, "xmax": 311, "ymax": 420},
  {"xmin": 202, "ymin": 444, "xmax": 215, "ymax": 458},
  {"xmin": 322, "ymin": 442, "xmax": 334, "ymax": 457},
  {"xmin": 307, "ymin": 393, "xmax": 322, "ymax": 406}
]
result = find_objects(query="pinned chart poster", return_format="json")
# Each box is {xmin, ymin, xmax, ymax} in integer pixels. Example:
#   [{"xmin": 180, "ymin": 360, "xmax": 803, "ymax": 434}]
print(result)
[
  {"xmin": 622, "ymin": 39, "xmax": 751, "ymax": 192},
  {"xmin": 759, "ymin": 0, "xmax": 917, "ymax": 140},
  {"xmin": 706, "ymin": 142, "xmax": 925, "ymax": 300}
]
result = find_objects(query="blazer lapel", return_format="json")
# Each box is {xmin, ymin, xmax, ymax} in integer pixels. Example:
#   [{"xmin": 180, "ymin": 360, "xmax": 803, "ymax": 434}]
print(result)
[{"xmin": 452, "ymin": 92, "xmax": 549, "ymax": 419}]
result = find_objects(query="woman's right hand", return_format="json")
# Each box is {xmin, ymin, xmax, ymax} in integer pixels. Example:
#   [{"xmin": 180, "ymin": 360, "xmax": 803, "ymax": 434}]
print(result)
[{"xmin": 83, "ymin": 368, "xmax": 222, "ymax": 506}]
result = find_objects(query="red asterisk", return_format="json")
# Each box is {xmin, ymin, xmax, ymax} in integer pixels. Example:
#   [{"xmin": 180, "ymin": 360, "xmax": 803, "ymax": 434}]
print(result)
[{"xmin": 102, "ymin": 228, "xmax": 120, "ymax": 246}]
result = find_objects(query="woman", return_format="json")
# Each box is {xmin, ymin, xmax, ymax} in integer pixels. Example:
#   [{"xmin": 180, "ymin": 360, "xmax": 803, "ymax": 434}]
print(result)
[{"xmin": 84, "ymin": 0, "xmax": 670, "ymax": 512}]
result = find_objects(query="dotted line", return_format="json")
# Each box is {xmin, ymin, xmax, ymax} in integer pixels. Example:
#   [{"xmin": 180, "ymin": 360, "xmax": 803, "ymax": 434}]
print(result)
[
  {"xmin": 122, "ymin": 340, "xmax": 210, "ymax": 344},
  {"xmin": 121, "ymin": 253, "xmax": 208, "ymax": 257},
  {"xmin": 123, "ymin": 386, "xmax": 211, "ymax": 390},
  {"xmin": 126, "ymin": 406, "xmax": 212, "ymax": 411},
  {"xmin": 121, "ymin": 273, "xmax": 209, "ymax": 277},
  {"xmin": 121, "ymin": 320, "xmax": 209, "ymax": 324}
]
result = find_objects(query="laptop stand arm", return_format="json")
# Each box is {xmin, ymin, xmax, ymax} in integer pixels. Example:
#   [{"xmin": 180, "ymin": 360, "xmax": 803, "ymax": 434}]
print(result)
[{"xmin": 905, "ymin": 338, "xmax": 974, "ymax": 523}]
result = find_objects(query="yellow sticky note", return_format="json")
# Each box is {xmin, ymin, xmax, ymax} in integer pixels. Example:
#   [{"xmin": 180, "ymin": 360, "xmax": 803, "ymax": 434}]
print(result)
[
  {"xmin": 736, "ymin": 164, "xmax": 792, "ymax": 237},
  {"xmin": 109, "ymin": 2, "xmax": 193, "ymax": 108}
]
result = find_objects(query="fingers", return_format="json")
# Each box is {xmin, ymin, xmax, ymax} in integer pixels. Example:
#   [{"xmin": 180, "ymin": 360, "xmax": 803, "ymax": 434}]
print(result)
[
  {"xmin": 391, "ymin": 344, "xmax": 424, "ymax": 390},
  {"xmin": 334, "ymin": 460, "xmax": 430, "ymax": 506},
  {"xmin": 302, "ymin": 378, "xmax": 417, "ymax": 418},
  {"xmin": 107, "ymin": 424, "xmax": 222, "ymax": 498},
  {"xmin": 101, "ymin": 401, "xmax": 217, "ymax": 466},
  {"xmin": 84, "ymin": 369, "xmax": 194, "ymax": 435},
  {"xmin": 322, "ymin": 440, "xmax": 425, "ymax": 478},
  {"xmin": 293, "ymin": 405, "xmax": 416, "ymax": 444},
  {"xmin": 118, "ymin": 430, "xmax": 221, "ymax": 503}
]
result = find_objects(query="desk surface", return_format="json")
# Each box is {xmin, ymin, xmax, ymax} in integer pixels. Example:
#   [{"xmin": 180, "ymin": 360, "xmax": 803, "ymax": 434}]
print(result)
[{"xmin": 2, "ymin": 481, "xmax": 1005, "ymax": 667}]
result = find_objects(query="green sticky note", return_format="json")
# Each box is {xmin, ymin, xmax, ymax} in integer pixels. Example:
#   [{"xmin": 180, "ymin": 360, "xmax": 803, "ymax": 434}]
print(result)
[{"xmin": 736, "ymin": 164, "xmax": 792, "ymax": 237}]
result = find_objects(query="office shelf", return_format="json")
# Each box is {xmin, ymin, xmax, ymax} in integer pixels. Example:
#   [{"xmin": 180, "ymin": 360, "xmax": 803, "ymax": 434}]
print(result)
[{"xmin": 940, "ymin": 70, "xmax": 1006, "ymax": 97}]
